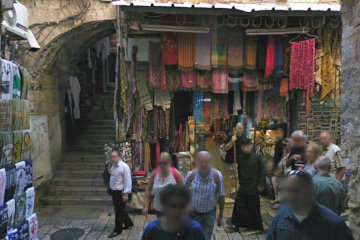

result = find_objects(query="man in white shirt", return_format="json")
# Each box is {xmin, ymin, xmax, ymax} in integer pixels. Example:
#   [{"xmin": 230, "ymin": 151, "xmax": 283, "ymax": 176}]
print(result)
[
  {"xmin": 319, "ymin": 131, "xmax": 345, "ymax": 181},
  {"xmin": 108, "ymin": 150, "xmax": 133, "ymax": 238}
]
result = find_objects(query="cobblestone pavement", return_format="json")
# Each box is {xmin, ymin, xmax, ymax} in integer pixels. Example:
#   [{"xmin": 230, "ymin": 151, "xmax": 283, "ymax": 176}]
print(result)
[{"xmin": 37, "ymin": 198, "xmax": 276, "ymax": 240}]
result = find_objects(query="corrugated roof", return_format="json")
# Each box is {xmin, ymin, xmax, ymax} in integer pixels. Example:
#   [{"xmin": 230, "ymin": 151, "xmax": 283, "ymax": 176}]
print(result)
[{"xmin": 112, "ymin": 0, "xmax": 341, "ymax": 12}]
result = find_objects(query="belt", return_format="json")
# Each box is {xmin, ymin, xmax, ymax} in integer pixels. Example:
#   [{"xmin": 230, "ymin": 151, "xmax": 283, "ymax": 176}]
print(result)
[{"xmin": 193, "ymin": 208, "xmax": 216, "ymax": 216}]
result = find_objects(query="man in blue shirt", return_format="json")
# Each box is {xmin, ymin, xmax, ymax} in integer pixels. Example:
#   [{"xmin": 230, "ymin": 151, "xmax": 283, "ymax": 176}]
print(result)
[
  {"xmin": 266, "ymin": 170, "xmax": 354, "ymax": 240},
  {"xmin": 142, "ymin": 184, "xmax": 205, "ymax": 240}
]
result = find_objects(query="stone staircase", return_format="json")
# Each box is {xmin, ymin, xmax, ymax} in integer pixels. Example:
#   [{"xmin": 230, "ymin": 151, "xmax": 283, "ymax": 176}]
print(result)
[{"xmin": 40, "ymin": 119, "xmax": 116, "ymax": 205}]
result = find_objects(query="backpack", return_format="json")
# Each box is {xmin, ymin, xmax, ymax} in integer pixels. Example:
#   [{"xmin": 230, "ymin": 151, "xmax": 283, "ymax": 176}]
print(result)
[
  {"xmin": 188, "ymin": 169, "xmax": 219, "ymax": 184},
  {"xmin": 151, "ymin": 167, "xmax": 179, "ymax": 183}
]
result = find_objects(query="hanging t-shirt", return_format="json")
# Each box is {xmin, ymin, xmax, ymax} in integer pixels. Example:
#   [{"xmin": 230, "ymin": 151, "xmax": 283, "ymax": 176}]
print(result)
[
  {"xmin": 25, "ymin": 187, "xmax": 34, "ymax": 218},
  {"xmin": 6, "ymin": 199, "xmax": 15, "ymax": 231},
  {"xmin": 27, "ymin": 213, "xmax": 38, "ymax": 240},
  {"xmin": 25, "ymin": 160, "xmax": 32, "ymax": 189},
  {"xmin": 13, "ymin": 65, "xmax": 21, "ymax": 100},
  {"xmin": 0, "ymin": 203, "xmax": 9, "ymax": 239},
  {"xmin": 0, "ymin": 168, "xmax": 6, "ymax": 206},
  {"xmin": 11, "ymin": 100, "xmax": 30, "ymax": 131},
  {"xmin": 17, "ymin": 219, "xmax": 29, "ymax": 240},
  {"xmin": 1, "ymin": 59, "xmax": 14, "ymax": 100},
  {"xmin": 4, "ymin": 165, "xmax": 16, "ymax": 202},
  {"xmin": 14, "ymin": 161, "xmax": 27, "ymax": 197},
  {"xmin": 15, "ymin": 192, "xmax": 26, "ymax": 227},
  {"xmin": 7, "ymin": 229, "xmax": 19, "ymax": 240},
  {"xmin": 13, "ymin": 131, "xmax": 22, "ymax": 164},
  {"xmin": 20, "ymin": 130, "xmax": 31, "ymax": 161},
  {"xmin": 0, "ymin": 131, "xmax": 13, "ymax": 168}
]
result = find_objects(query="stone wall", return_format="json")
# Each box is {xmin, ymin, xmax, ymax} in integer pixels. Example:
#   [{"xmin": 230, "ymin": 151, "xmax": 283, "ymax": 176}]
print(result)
[{"xmin": 341, "ymin": 0, "xmax": 360, "ymax": 238}]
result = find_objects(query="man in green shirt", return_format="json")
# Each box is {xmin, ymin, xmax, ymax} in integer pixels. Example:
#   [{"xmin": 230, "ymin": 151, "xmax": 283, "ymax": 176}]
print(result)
[{"xmin": 313, "ymin": 156, "xmax": 346, "ymax": 215}]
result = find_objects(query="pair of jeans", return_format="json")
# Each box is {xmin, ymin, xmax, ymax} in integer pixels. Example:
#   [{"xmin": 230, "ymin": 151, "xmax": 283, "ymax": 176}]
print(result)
[
  {"xmin": 192, "ymin": 209, "xmax": 216, "ymax": 240},
  {"xmin": 111, "ymin": 190, "xmax": 133, "ymax": 233}
]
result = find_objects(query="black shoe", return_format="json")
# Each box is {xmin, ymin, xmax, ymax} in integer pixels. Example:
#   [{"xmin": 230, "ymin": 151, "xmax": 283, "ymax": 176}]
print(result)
[
  {"xmin": 123, "ymin": 222, "xmax": 134, "ymax": 230},
  {"xmin": 108, "ymin": 231, "xmax": 120, "ymax": 238}
]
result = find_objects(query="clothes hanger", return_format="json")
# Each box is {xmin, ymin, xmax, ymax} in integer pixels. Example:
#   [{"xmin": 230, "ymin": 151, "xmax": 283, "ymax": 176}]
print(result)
[{"xmin": 289, "ymin": 27, "xmax": 319, "ymax": 43}]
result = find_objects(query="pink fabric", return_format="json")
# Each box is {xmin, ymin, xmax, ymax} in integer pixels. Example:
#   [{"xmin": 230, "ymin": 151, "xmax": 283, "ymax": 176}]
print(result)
[
  {"xmin": 289, "ymin": 39, "xmax": 315, "ymax": 89},
  {"xmin": 265, "ymin": 36, "xmax": 275, "ymax": 78},
  {"xmin": 212, "ymin": 69, "xmax": 228, "ymax": 94},
  {"xmin": 156, "ymin": 140, "xmax": 160, "ymax": 166},
  {"xmin": 181, "ymin": 71, "xmax": 196, "ymax": 89}
]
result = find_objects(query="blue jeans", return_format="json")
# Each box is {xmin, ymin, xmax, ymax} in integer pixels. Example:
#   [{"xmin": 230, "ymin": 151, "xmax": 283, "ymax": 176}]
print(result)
[{"xmin": 192, "ymin": 209, "xmax": 216, "ymax": 240}]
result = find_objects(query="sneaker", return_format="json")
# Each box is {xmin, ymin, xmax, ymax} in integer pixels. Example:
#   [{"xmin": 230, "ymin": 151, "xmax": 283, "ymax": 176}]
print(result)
[{"xmin": 108, "ymin": 231, "xmax": 120, "ymax": 238}]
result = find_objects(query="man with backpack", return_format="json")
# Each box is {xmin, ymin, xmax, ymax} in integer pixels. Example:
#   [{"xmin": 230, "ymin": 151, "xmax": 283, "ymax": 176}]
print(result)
[{"xmin": 184, "ymin": 151, "xmax": 225, "ymax": 240}]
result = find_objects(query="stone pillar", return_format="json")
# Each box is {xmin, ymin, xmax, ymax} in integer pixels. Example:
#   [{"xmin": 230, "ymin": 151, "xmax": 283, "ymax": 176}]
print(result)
[{"xmin": 341, "ymin": 0, "xmax": 360, "ymax": 238}]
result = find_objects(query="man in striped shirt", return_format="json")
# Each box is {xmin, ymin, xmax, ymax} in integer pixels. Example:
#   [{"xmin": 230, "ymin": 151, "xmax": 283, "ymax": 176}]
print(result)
[{"xmin": 184, "ymin": 151, "xmax": 225, "ymax": 240}]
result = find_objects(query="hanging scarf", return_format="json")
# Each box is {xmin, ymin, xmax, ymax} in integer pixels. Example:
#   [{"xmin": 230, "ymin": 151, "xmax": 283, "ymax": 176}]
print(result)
[
  {"xmin": 149, "ymin": 41, "xmax": 164, "ymax": 88},
  {"xmin": 331, "ymin": 30, "xmax": 341, "ymax": 106},
  {"xmin": 211, "ymin": 26, "xmax": 227, "ymax": 68},
  {"xmin": 228, "ymin": 69, "xmax": 243, "ymax": 84},
  {"xmin": 178, "ymin": 33, "xmax": 195, "ymax": 71},
  {"xmin": 257, "ymin": 36, "xmax": 268, "ymax": 70},
  {"xmin": 212, "ymin": 69, "xmax": 228, "ymax": 94},
  {"xmin": 274, "ymin": 36, "xmax": 283, "ymax": 79},
  {"xmin": 280, "ymin": 78, "xmax": 289, "ymax": 97},
  {"xmin": 181, "ymin": 71, "xmax": 196, "ymax": 90},
  {"xmin": 162, "ymin": 32, "xmax": 178, "ymax": 65},
  {"xmin": 233, "ymin": 82, "xmax": 242, "ymax": 113},
  {"xmin": 289, "ymin": 39, "xmax": 315, "ymax": 90},
  {"xmin": 245, "ymin": 36, "xmax": 258, "ymax": 69},
  {"xmin": 265, "ymin": 36, "xmax": 275, "ymax": 78},
  {"xmin": 178, "ymin": 123, "xmax": 183, "ymax": 151},
  {"xmin": 154, "ymin": 89, "xmax": 171, "ymax": 110},
  {"xmin": 243, "ymin": 70, "xmax": 259, "ymax": 91},
  {"xmin": 282, "ymin": 38, "xmax": 291, "ymax": 77},
  {"xmin": 193, "ymin": 91, "xmax": 203, "ymax": 124},
  {"xmin": 137, "ymin": 78, "xmax": 153, "ymax": 111},
  {"xmin": 203, "ymin": 92, "xmax": 211, "ymax": 119},
  {"xmin": 195, "ymin": 32, "xmax": 211, "ymax": 70},
  {"xmin": 227, "ymin": 27, "xmax": 244, "ymax": 69},
  {"xmin": 196, "ymin": 70, "xmax": 212, "ymax": 90},
  {"xmin": 320, "ymin": 27, "xmax": 335, "ymax": 100},
  {"xmin": 315, "ymin": 38, "xmax": 323, "ymax": 86},
  {"xmin": 213, "ymin": 94, "xmax": 228, "ymax": 119},
  {"xmin": 165, "ymin": 65, "xmax": 181, "ymax": 92}
]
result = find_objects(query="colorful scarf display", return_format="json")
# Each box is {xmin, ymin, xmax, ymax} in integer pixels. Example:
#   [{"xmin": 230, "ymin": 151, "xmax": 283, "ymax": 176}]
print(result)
[
  {"xmin": 196, "ymin": 70, "xmax": 212, "ymax": 90},
  {"xmin": 149, "ymin": 42, "xmax": 164, "ymax": 88},
  {"xmin": 181, "ymin": 71, "xmax": 196, "ymax": 90},
  {"xmin": 289, "ymin": 39, "xmax": 315, "ymax": 90},
  {"xmin": 227, "ymin": 27, "xmax": 244, "ymax": 69},
  {"xmin": 203, "ymin": 92, "xmax": 211, "ymax": 119},
  {"xmin": 265, "ymin": 36, "xmax": 275, "ymax": 78},
  {"xmin": 162, "ymin": 33, "xmax": 178, "ymax": 65},
  {"xmin": 193, "ymin": 91, "xmax": 204, "ymax": 124},
  {"xmin": 257, "ymin": 36, "xmax": 268, "ymax": 70},
  {"xmin": 195, "ymin": 32, "xmax": 211, "ymax": 70},
  {"xmin": 178, "ymin": 33, "xmax": 195, "ymax": 71},
  {"xmin": 321, "ymin": 26, "xmax": 335, "ymax": 100},
  {"xmin": 233, "ymin": 82, "xmax": 242, "ymax": 113},
  {"xmin": 228, "ymin": 69, "xmax": 243, "ymax": 83},
  {"xmin": 245, "ymin": 36, "xmax": 258, "ymax": 69},
  {"xmin": 212, "ymin": 69, "xmax": 228, "ymax": 94},
  {"xmin": 243, "ymin": 70, "xmax": 259, "ymax": 91},
  {"xmin": 274, "ymin": 36, "xmax": 284, "ymax": 79},
  {"xmin": 211, "ymin": 26, "xmax": 227, "ymax": 68}
]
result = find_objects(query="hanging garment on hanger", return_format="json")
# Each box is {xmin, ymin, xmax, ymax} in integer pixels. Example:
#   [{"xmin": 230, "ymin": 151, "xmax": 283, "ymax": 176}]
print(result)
[
  {"xmin": 280, "ymin": 78, "xmax": 289, "ymax": 97},
  {"xmin": 162, "ymin": 32, "xmax": 178, "ymax": 66},
  {"xmin": 25, "ymin": 187, "xmax": 35, "ymax": 218},
  {"xmin": 69, "ymin": 76, "xmax": 81, "ymax": 119},
  {"xmin": 178, "ymin": 33, "xmax": 195, "ymax": 71},
  {"xmin": 6, "ymin": 198, "xmax": 15, "ymax": 231},
  {"xmin": 212, "ymin": 69, "xmax": 228, "ymax": 94},
  {"xmin": 195, "ymin": 32, "xmax": 211, "ymax": 70},
  {"xmin": 321, "ymin": 26, "xmax": 336, "ymax": 100},
  {"xmin": 0, "ymin": 131, "xmax": 13, "ymax": 168},
  {"xmin": 245, "ymin": 36, "xmax": 258, "ymax": 69},
  {"xmin": 274, "ymin": 36, "xmax": 283, "ymax": 79},
  {"xmin": 12, "ymin": 65, "xmax": 21, "ymax": 100},
  {"xmin": 265, "ymin": 36, "xmax": 275, "ymax": 78},
  {"xmin": 181, "ymin": 71, "xmax": 196, "ymax": 90},
  {"xmin": 149, "ymin": 42, "xmax": 164, "ymax": 88},
  {"xmin": 1, "ymin": 59, "xmax": 14, "ymax": 100},
  {"xmin": 27, "ymin": 213, "xmax": 38, "ymax": 240},
  {"xmin": 233, "ymin": 82, "xmax": 242, "ymax": 113},
  {"xmin": 227, "ymin": 27, "xmax": 245, "ymax": 69},
  {"xmin": 211, "ymin": 26, "xmax": 227, "ymax": 68}
]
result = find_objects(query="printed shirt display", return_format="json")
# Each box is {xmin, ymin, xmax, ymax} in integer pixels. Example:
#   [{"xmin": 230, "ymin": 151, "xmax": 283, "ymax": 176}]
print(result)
[
  {"xmin": 20, "ymin": 130, "xmax": 32, "ymax": 161},
  {"xmin": 25, "ymin": 160, "xmax": 32, "ymax": 189},
  {"xmin": 17, "ymin": 219, "xmax": 29, "ymax": 240},
  {"xmin": 0, "ymin": 168, "xmax": 6, "ymax": 206},
  {"xmin": 1, "ymin": 59, "xmax": 14, "ymax": 100},
  {"xmin": 7, "ymin": 229, "xmax": 19, "ymax": 240},
  {"xmin": 0, "ymin": 203, "xmax": 9, "ymax": 239},
  {"xmin": 27, "ymin": 213, "xmax": 38, "ymax": 240},
  {"xmin": 4, "ymin": 165, "xmax": 16, "ymax": 202},
  {"xmin": 25, "ymin": 187, "xmax": 35, "ymax": 218},
  {"xmin": 6, "ymin": 199, "xmax": 15, "ymax": 231},
  {"xmin": 0, "ymin": 131, "xmax": 13, "ymax": 168},
  {"xmin": 14, "ymin": 161, "xmax": 27, "ymax": 197},
  {"xmin": 15, "ymin": 192, "xmax": 26, "ymax": 227}
]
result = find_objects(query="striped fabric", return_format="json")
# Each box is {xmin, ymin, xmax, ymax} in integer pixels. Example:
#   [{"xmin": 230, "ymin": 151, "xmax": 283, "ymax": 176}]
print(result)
[{"xmin": 178, "ymin": 33, "xmax": 195, "ymax": 71}]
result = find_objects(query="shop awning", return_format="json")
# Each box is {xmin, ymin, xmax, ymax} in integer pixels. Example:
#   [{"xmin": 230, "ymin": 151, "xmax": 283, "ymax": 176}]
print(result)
[{"xmin": 112, "ymin": 0, "xmax": 340, "ymax": 14}]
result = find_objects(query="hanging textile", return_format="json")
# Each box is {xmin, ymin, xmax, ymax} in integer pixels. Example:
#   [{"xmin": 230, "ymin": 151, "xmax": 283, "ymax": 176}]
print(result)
[
  {"xmin": 178, "ymin": 33, "xmax": 195, "ymax": 71},
  {"xmin": 280, "ymin": 78, "xmax": 289, "ymax": 97},
  {"xmin": 6, "ymin": 199, "xmax": 15, "ymax": 231},
  {"xmin": 265, "ymin": 36, "xmax": 275, "ymax": 78},
  {"xmin": 0, "ymin": 168, "xmax": 5, "ymax": 206},
  {"xmin": 0, "ymin": 132, "xmax": 13, "ymax": 168},
  {"xmin": 153, "ymin": 89, "xmax": 171, "ymax": 110},
  {"xmin": 331, "ymin": 29, "xmax": 341, "ymax": 106},
  {"xmin": 289, "ymin": 39, "xmax": 315, "ymax": 90},
  {"xmin": 12, "ymin": 131, "xmax": 22, "ymax": 164},
  {"xmin": 144, "ymin": 142, "xmax": 151, "ymax": 173},
  {"xmin": 14, "ymin": 192, "xmax": 26, "ymax": 226},
  {"xmin": 233, "ymin": 82, "xmax": 242, "ymax": 113},
  {"xmin": 193, "ymin": 91, "xmax": 203, "ymax": 124},
  {"xmin": 17, "ymin": 217, "xmax": 29, "ymax": 240},
  {"xmin": 127, "ymin": 47, "xmax": 137, "ymax": 131},
  {"xmin": 165, "ymin": 65, "xmax": 181, "ymax": 92},
  {"xmin": 245, "ymin": 36, "xmax": 258, "ymax": 69},
  {"xmin": 7, "ymin": 229, "xmax": 18, "ymax": 240},
  {"xmin": 274, "ymin": 36, "xmax": 283, "ymax": 79},
  {"xmin": 1, "ymin": 59, "xmax": 14, "ymax": 100},
  {"xmin": 196, "ymin": 70, "xmax": 212, "ymax": 90},
  {"xmin": 227, "ymin": 27, "xmax": 244, "ymax": 69},
  {"xmin": 156, "ymin": 140, "xmax": 160, "ymax": 165},
  {"xmin": 19, "ymin": 66, "xmax": 31, "ymax": 100},
  {"xmin": 181, "ymin": 71, "xmax": 196, "ymax": 90},
  {"xmin": 243, "ymin": 70, "xmax": 259, "ymax": 91},
  {"xmin": 211, "ymin": 26, "xmax": 227, "ymax": 68},
  {"xmin": 119, "ymin": 48, "xmax": 128, "ymax": 120},
  {"xmin": 257, "ymin": 36, "xmax": 268, "ymax": 70},
  {"xmin": 11, "ymin": 100, "xmax": 30, "ymax": 131},
  {"xmin": 14, "ymin": 161, "xmax": 26, "ymax": 197},
  {"xmin": 25, "ymin": 187, "xmax": 35, "ymax": 218},
  {"xmin": 4, "ymin": 165, "xmax": 16, "ymax": 203},
  {"xmin": 213, "ymin": 94, "xmax": 228, "ymax": 120},
  {"xmin": 228, "ymin": 69, "xmax": 243, "ymax": 83},
  {"xmin": 256, "ymin": 90, "xmax": 264, "ymax": 121},
  {"xmin": 212, "ymin": 69, "xmax": 228, "ymax": 94},
  {"xmin": 0, "ymin": 204, "xmax": 8, "ymax": 239},
  {"xmin": 282, "ymin": 38, "xmax": 291, "ymax": 77},
  {"xmin": 27, "ymin": 213, "xmax": 38, "ymax": 240},
  {"xmin": 20, "ymin": 130, "xmax": 31, "ymax": 161},
  {"xmin": 0, "ymin": 100, "xmax": 12, "ymax": 131},
  {"xmin": 162, "ymin": 32, "xmax": 178, "ymax": 65},
  {"xmin": 137, "ymin": 78, "xmax": 153, "ymax": 111},
  {"xmin": 25, "ymin": 160, "xmax": 32, "ymax": 189},
  {"xmin": 149, "ymin": 42, "xmax": 164, "ymax": 88},
  {"xmin": 13, "ymin": 65, "xmax": 21, "ymax": 100},
  {"xmin": 131, "ymin": 141, "xmax": 143, "ymax": 170},
  {"xmin": 203, "ymin": 92, "xmax": 211, "ymax": 119},
  {"xmin": 195, "ymin": 32, "xmax": 211, "ymax": 70}
]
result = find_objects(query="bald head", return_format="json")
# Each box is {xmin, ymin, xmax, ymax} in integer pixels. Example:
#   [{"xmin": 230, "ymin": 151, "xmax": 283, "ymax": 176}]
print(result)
[
  {"xmin": 197, "ymin": 151, "xmax": 212, "ymax": 175},
  {"xmin": 235, "ymin": 123, "xmax": 244, "ymax": 137},
  {"xmin": 314, "ymin": 156, "xmax": 331, "ymax": 173},
  {"xmin": 291, "ymin": 130, "xmax": 307, "ymax": 148},
  {"xmin": 158, "ymin": 152, "xmax": 173, "ymax": 170},
  {"xmin": 319, "ymin": 131, "xmax": 332, "ymax": 148}
]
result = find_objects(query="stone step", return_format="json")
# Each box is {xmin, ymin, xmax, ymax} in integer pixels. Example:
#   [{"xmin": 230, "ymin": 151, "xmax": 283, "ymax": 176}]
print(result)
[
  {"xmin": 76, "ymin": 135, "xmax": 116, "ymax": 140},
  {"xmin": 58, "ymin": 162, "xmax": 105, "ymax": 170},
  {"xmin": 63, "ymin": 152, "xmax": 104, "ymax": 162},
  {"xmin": 55, "ymin": 170, "xmax": 103, "ymax": 178},
  {"xmin": 69, "ymin": 145, "xmax": 104, "ymax": 152},
  {"xmin": 40, "ymin": 195, "xmax": 112, "ymax": 205},
  {"xmin": 86, "ymin": 125, "xmax": 115, "ymax": 131},
  {"xmin": 50, "ymin": 186, "xmax": 108, "ymax": 196},
  {"xmin": 73, "ymin": 139, "xmax": 114, "ymax": 146},
  {"xmin": 82, "ymin": 129, "xmax": 115, "ymax": 135},
  {"xmin": 51, "ymin": 177, "xmax": 105, "ymax": 186},
  {"xmin": 89, "ymin": 120, "xmax": 115, "ymax": 125}
]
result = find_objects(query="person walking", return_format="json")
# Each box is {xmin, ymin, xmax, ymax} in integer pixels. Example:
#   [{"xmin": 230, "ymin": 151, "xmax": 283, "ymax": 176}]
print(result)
[
  {"xmin": 143, "ymin": 152, "xmax": 184, "ymax": 216},
  {"xmin": 108, "ymin": 150, "xmax": 134, "ymax": 238},
  {"xmin": 271, "ymin": 126, "xmax": 285, "ymax": 205},
  {"xmin": 184, "ymin": 151, "xmax": 225, "ymax": 240},
  {"xmin": 313, "ymin": 156, "xmax": 346, "ymax": 215},
  {"xmin": 228, "ymin": 138, "xmax": 266, "ymax": 233},
  {"xmin": 266, "ymin": 170, "xmax": 354, "ymax": 240},
  {"xmin": 302, "ymin": 142, "xmax": 322, "ymax": 175},
  {"xmin": 287, "ymin": 130, "xmax": 307, "ymax": 170},
  {"xmin": 142, "ymin": 184, "xmax": 206, "ymax": 240},
  {"xmin": 319, "ymin": 131, "xmax": 346, "ymax": 180}
]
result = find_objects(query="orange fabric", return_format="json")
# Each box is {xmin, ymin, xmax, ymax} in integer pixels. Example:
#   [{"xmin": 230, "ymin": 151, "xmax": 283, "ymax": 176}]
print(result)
[
  {"xmin": 279, "ymin": 78, "xmax": 289, "ymax": 97},
  {"xmin": 178, "ymin": 33, "xmax": 195, "ymax": 71}
]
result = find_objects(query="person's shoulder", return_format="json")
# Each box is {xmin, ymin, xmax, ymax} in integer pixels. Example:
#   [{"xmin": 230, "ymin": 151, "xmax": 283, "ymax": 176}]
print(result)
[
  {"xmin": 214, "ymin": 169, "xmax": 223, "ymax": 178},
  {"xmin": 144, "ymin": 219, "xmax": 160, "ymax": 232},
  {"xmin": 190, "ymin": 220, "xmax": 203, "ymax": 231},
  {"xmin": 317, "ymin": 204, "xmax": 344, "ymax": 224},
  {"xmin": 331, "ymin": 143, "xmax": 341, "ymax": 152}
]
